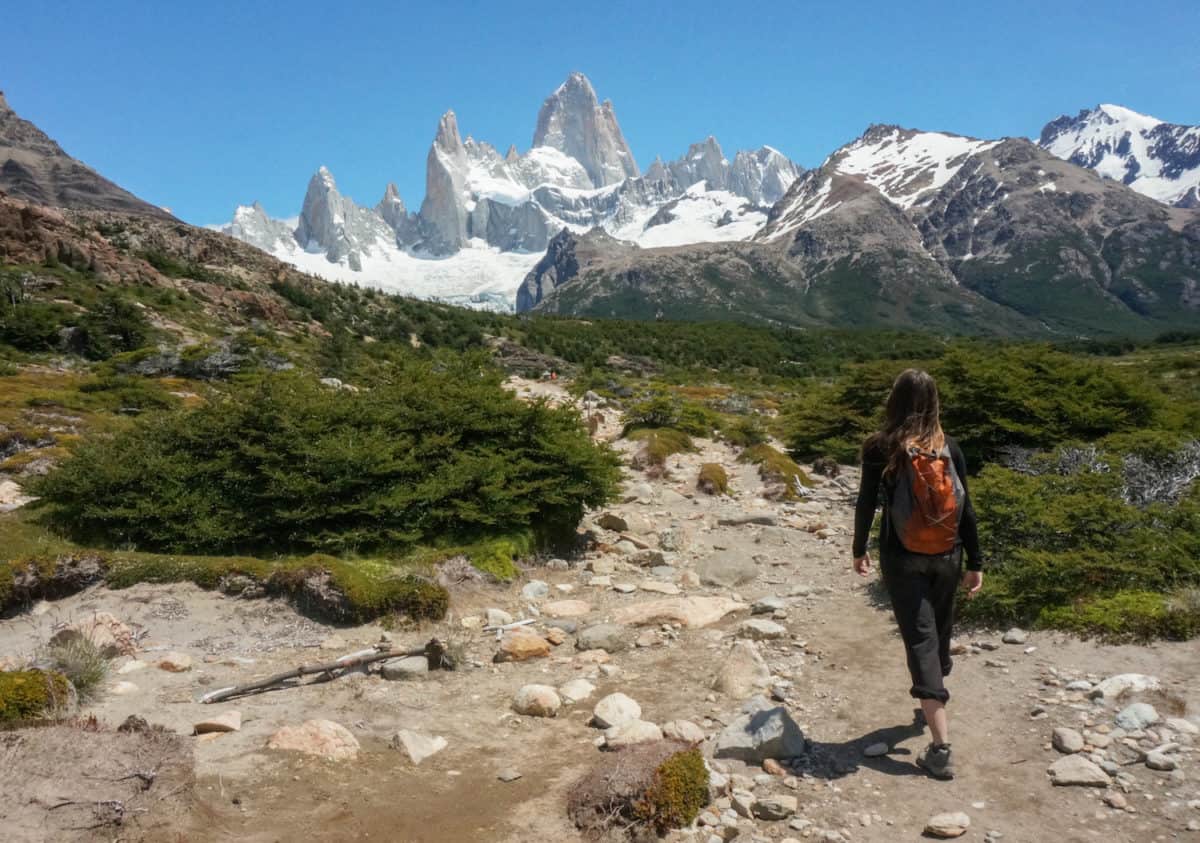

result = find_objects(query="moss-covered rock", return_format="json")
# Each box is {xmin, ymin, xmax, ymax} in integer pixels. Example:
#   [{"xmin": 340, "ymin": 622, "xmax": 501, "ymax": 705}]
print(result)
[
  {"xmin": 697, "ymin": 463, "xmax": 730, "ymax": 496},
  {"xmin": 739, "ymin": 444, "xmax": 813, "ymax": 499},
  {"xmin": 0, "ymin": 670, "xmax": 73, "ymax": 724}
]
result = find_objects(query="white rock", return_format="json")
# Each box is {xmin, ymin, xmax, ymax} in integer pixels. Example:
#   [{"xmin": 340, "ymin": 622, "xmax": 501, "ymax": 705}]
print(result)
[
  {"xmin": 712, "ymin": 640, "xmax": 771, "ymax": 697},
  {"xmin": 663, "ymin": 719, "xmax": 706, "ymax": 743},
  {"xmin": 1048, "ymin": 755, "xmax": 1110, "ymax": 786},
  {"xmin": 1001, "ymin": 628, "xmax": 1028, "ymax": 644},
  {"xmin": 1052, "ymin": 727, "xmax": 1085, "ymax": 753},
  {"xmin": 558, "ymin": 678, "xmax": 596, "ymax": 704},
  {"xmin": 486, "ymin": 607, "xmax": 513, "ymax": 627},
  {"xmin": 612, "ymin": 596, "xmax": 747, "ymax": 628},
  {"xmin": 543, "ymin": 600, "xmax": 591, "ymax": 618},
  {"xmin": 592, "ymin": 692, "xmax": 641, "ymax": 729},
  {"xmin": 267, "ymin": 720, "xmax": 360, "ymax": 761},
  {"xmin": 1089, "ymin": 673, "xmax": 1160, "ymax": 700},
  {"xmin": 512, "ymin": 684, "xmax": 561, "ymax": 717},
  {"xmin": 738, "ymin": 618, "xmax": 788, "ymax": 640},
  {"xmin": 110, "ymin": 680, "xmax": 139, "ymax": 696},
  {"xmin": 521, "ymin": 580, "xmax": 549, "ymax": 600},
  {"xmin": 391, "ymin": 729, "xmax": 448, "ymax": 764},
  {"xmin": 1115, "ymin": 702, "xmax": 1159, "ymax": 730},
  {"xmin": 604, "ymin": 719, "xmax": 663, "ymax": 748}
]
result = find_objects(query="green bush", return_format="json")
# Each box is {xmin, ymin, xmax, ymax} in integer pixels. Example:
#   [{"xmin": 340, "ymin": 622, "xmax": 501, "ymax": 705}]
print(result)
[
  {"xmin": 0, "ymin": 300, "xmax": 70, "ymax": 352},
  {"xmin": 627, "ymin": 427, "xmax": 695, "ymax": 467},
  {"xmin": 721, "ymin": 415, "xmax": 769, "ymax": 448},
  {"xmin": 697, "ymin": 463, "xmax": 730, "ymax": 495},
  {"xmin": 32, "ymin": 356, "xmax": 621, "ymax": 556},
  {"xmin": 72, "ymin": 291, "xmax": 153, "ymax": 360},
  {"xmin": 634, "ymin": 747, "xmax": 709, "ymax": 833},
  {"xmin": 739, "ymin": 444, "xmax": 813, "ymax": 498},
  {"xmin": 0, "ymin": 670, "xmax": 72, "ymax": 723}
]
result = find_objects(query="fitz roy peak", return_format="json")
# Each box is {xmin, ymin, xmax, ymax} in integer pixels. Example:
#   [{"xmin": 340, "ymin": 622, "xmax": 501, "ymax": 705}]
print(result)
[{"xmin": 217, "ymin": 72, "xmax": 803, "ymax": 310}]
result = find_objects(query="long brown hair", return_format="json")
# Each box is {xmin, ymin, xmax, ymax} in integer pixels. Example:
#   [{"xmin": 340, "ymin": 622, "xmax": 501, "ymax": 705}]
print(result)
[{"xmin": 864, "ymin": 368, "xmax": 945, "ymax": 478}]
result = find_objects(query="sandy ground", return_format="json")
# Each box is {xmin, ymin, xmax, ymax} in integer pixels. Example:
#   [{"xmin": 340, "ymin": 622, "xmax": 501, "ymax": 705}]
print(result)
[{"xmin": 0, "ymin": 378, "xmax": 1197, "ymax": 841}]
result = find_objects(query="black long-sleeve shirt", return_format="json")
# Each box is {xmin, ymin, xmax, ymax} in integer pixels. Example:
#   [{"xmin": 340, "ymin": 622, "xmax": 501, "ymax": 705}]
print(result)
[{"xmin": 852, "ymin": 436, "xmax": 983, "ymax": 570}]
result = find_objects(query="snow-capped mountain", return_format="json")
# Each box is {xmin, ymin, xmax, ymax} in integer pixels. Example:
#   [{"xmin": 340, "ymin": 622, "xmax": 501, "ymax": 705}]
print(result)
[
  {"xmin": 1040, "ymin": 104, "xmax": 1200, "ymax": 208},
  {"xmin": 217, "ymin": 72, "xmax": 803, "ymax": 310}
]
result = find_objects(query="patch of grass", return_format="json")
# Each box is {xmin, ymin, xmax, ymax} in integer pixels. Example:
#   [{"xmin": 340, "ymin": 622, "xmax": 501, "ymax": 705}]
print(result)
[
  {"xmin": 633, "ymin": 747, "xmax": 709, "ymax": 834},
  {"xmin": 0, "ymin": 670, "xmax": 72, "ymax": 724},
  {"xmin": 627, "ymin": 427, "xmax": 695, "ymax": 467},
  {"xmin": 739, "ymin": 443, "xmax": 813, "ymax": 498},
  {"xmin": 1037, "ymin": 590, "xmax": 1200, "ymax": 642},
  {"xmin": 697, "ymin": 463, "xmax": 730, "ymax": 496},
  {"xmin": 41, "ymin": 638, "xmax": 108, "ymax": 702}
]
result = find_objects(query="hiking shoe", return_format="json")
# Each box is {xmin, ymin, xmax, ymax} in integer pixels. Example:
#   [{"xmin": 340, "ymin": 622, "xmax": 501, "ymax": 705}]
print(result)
[{"xmin": 917, "ymin": 743, "xmax": 955, "ymax": 780}]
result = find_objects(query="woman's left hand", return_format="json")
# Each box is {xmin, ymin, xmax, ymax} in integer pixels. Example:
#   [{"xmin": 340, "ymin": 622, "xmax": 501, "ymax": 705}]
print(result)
[{"xmin": 962, "ymin": 569, "xmax": 983, "ymax": 598}]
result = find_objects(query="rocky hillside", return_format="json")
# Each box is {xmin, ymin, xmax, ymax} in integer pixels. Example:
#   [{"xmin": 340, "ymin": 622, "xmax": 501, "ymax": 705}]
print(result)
[
  {"xmin": 0, "ymin": 91, "xmax": 174, "ymax": 221},
  {"xmin": 1041, "ymin": 104, "xmax": 1200, "ymax": 208},
  {"xmin": 519, "ymin": 125, "xmax": 1200, "ymax": 338}
]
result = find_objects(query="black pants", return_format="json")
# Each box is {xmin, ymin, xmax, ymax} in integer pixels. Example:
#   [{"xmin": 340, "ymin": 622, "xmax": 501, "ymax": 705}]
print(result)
[{"xmin": 882, "ymin": 550, "xmax": 961, "ymax": 704}]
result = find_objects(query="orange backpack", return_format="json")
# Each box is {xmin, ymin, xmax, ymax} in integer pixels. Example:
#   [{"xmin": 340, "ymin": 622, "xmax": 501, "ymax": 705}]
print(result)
[{"xmin": 888, "ymin": 443, "xmax": 964, "ymax": 555}]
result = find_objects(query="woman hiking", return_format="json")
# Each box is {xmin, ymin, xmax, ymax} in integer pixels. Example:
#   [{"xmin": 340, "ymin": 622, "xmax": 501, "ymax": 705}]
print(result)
[{"xmin": 851, "ymin": 369, "xmax": 983, "ymax": 780}]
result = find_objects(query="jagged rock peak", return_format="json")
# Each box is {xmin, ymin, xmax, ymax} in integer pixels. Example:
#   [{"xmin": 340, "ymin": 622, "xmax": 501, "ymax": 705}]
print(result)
[
  {"xmin": 0, "ymin": 91, "xmax": 9, "ymax": 112},
  {"xmin": 532, "ymin": 71, "xmax": 639, "ymax": 188},
  {"xmin": 434, "ymin": 110, "xmax": 465, "ymax": 153}
]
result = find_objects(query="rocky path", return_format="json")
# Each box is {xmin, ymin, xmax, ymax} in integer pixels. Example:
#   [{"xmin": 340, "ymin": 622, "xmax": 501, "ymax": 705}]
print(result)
[{"xmin": 1, "ymin": 381, "xmax": 1198, "ymax": 841}]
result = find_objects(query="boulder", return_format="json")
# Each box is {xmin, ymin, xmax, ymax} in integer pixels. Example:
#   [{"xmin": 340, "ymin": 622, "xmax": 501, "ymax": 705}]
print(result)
[
  {"xmin": 1048, "ymin": 755, "xmax": 1110, "ymax": 786},
  {"xmin": 543, "ymin": 599, "xmax": 591, "ymax": 618},
  {"xmin": 512, "ymin": 684, "xmax": 561, "ymax": 717},
  {"xmin": 194, "ymin": 710, "xmax": 241, "ymax": 734},
  {"xmin": 390, "ymin": 729, "xmax": 447, "ymax": 764},
  {"xmin": 1145, "ymin": 751, "xmax": 1177, "ymax": 771},
  {"xmin": 592, "ymin": 692, "xmax": 642, "ymax": 729},
  {"xmin": 494, "ymin": 631, "xmax": 552, "ymax": 663},
  {"xmin": 1115, "ymin": 702, "xmax": 1159, "ymax": 730},
  {"xmin": 752, "ymin": 794, "xmax": 798, "ymax": 820},
  {"xmin": 49, "ymin": 612, "xmax": 138, "ymax": 658},
  {"xmin": 737, "ymin": 619, "xmax": 788, "ymax": 640},
  {"xmin": 595, "ymin": 513, "xmax": 629, "ymax": 532},
  {"xmin": 576, "ymin": 623, "xmax": 627, "ymax": 653},
  {"xmin": 1001, "ymin": 628, "xmax": 1028, "ymax": 644},
  {"xmin": 1052, "ymin": 727, "xmax": 1084, "ymax": 754},
  {"xmin": 485, "ymin": 608, "xmax": 513, "ymax": 627},
  {"xmin": 713, "ymin": 640, "xmax": 771, "ymax": 697},
  {"xmin": 558, "ymin": 678, "xmax": 596, "ymax": 704},
  {"xmin": 714, "ymin": 702, "xmax": 806, "ymax": 762},
  {"xmin": 696, "ymin": 550, "xmax": 757, "ymax": 587},
  {"xmin": 381, "ymin": 655, "xmax": 429, "ymax": 680},
  {"xmin": 662, "ymin": 719, "xmax": 706, "ymax": 744},
  {"xmin": 612, "ymin": 596, "xmax": 747, "ymax": 628},
  {"xmin": 924, "ymin": 812, "xmax": 970, "ymax": 838},
  {"xmin": 1088, "ymin": 673, "xmax": 1160, "ymax": 701},
  {"xmin": 521, "ymin": 580, "xmax": 550, "ymax": 600},
  {"xmin": 604, "ymin": 719, "xmax": 663, "ymax": 749},
  {"xmin": 267, "ymin": 720, "xmax": 360, "ymax": 761}
]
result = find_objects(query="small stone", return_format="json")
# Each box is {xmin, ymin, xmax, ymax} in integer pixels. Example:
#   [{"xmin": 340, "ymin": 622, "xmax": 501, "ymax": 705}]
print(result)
[
  {"xmin": 110, "ymin": 680, "xmax": 139, "ymax": 695},
  {"xmin": 1088, "ymin": 673, "xmax": 1160, "ymax": 701},
  {"xmin": 485, "ymin": 608, "xmax": 513, "ymax": 627},
  {"xmin": 267, "ymin": 720, "xmax": 359, "ymax": 761},
  {"xmin": 752, "ymin": 794, "xmax": 798, "ymax": 820},
  {"xmin": 763, "ymin": 758, "xmax": 787, "ymax": 776},
  {"xmin": 612, "ymin": 583, "xmax": 637, "ymax": 594},
  {"xmin": 1052, "ymin": 727, "xmax": 1085, "ymax": 754},
  {"xmin": 544, "ymin": 627, "xmax": 567, "ymax": 646},
  {"xmin": 863, "ymin": 742, "xmax": 889, "ymax": 757},
  {"xmin": 663, "ymin": 720, "xmax": 706, "ymax": 743},
  {"xmin": 639, "ymin": 580, "xmax": 681, "ymax": 595},
  {"xmin": 588, "ymin": 575, "xmax": 612, "ymax": 587},
  {"xmin": 381, "ymin": 655, "xmax": 429, "ymax": 680},
  {"xmin": 924, "ymin": 812, "xmax": 970, "ymax": 838},
  {"xmin": 596, "ymin": 512, "xmax": 629, "ymax": 532},
  {"xmin": 512, "ymin": 684, "xmax": 561, "ymax": 717},
  {"xmin": 558, "ymin": 678, "xmax": 596, "ymax": 705},
  {"xmin": 1001, "ymin": 628, "xmax": 1028, "ymax": 644},
  {"xmin": 194, "ymin": 710, "xmax": 241, "ymax": 734},
  {"xmin": 634, "ymin": 630, "xmax": 658, "ymax": 648},
  {"xmin": 521, "ymin": 580, "xmax": 550, "ymax": 600},
  {"xmin": 737, "ymin": 619, "xmax": 788, "ymax": 641},
  {"xmin": 1115, "ymin": 702, "xmax": 1159, "ymax": 731},
  {"xmin": 604, "ymin": 719, "xmax": 663, "ymax": 748},
  {"xmin": 116, "ymin": 660, "xmax": 146, "ymax": 675},
  {"xmin": 731, "ymin": 790, "xmax": 756, "ymax": 818},
  {"xmin": 592, "ymin": 693, "xmax": 641, "ymax": 729},
  {"xmin": 712, "ymin": 640, "xmax": 771, "ymax": 697},
  {"xmin": 390, "ymin": 729, "xmax": 447, "ymax": 764},
  {"xmin": 494, "ymin": 631, "xmax": 552, "ymax": 662},
  {"xmin": 1048, "ymin": 755, "xmax": 1111, "ymax": 786},
  {"xmin": 576, "ymin": 623, "xmax": 627, "ymax": 653},
  {"xmin": 1145, "ymin": 751, "xmax": 1177, "ymax": 771},
  {"xmin": 157, "ymin": 652, "xmax": 192, "ymax": 672},
  {"xmin": 752, "ymin": 596, "xmax": 787, "ymax": 615},
  {"xmin": 543, "ymin": 599, "xmax": 591, "ymax": 618},
  {"xmin": 497, "ymin": 768, "xmax": 522, "ymax": 782},
  {"xmin": 1103, "ymin": 791, "xmax": 1127, "ymax": 809},
  {"xmin": 1166, "ymin": 717, "xmax": 1199, "ymax": 735}
]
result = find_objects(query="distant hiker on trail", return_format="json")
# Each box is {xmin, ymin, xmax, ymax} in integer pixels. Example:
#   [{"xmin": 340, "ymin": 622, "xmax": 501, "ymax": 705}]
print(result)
[{"xmin": 851, "ymin": 369, "xmax": 983, "ymax": 780}]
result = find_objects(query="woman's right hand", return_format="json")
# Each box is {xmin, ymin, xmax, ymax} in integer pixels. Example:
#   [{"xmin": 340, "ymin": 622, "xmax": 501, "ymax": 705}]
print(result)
[{"xmin": 853, "ymin": 553, "xmax": 872, "ymax": 577}]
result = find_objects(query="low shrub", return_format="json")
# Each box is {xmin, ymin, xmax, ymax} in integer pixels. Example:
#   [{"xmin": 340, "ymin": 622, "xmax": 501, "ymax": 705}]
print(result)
[
  {"xmin": 721, "ymin": 415, "xmax": 769, "ymax": 448},
  {"xmin": 627, "ymin": 427, "xmax": 695, "ymax": 468},
  {"xmin": 739, "ymin": 444, "xmax": 813, "ymax": 499},
  {"xmin": 634, "ymin": 746, "xmax": 708, "ymax": 833},
  {"xmin": 0, "ymin": 670, "xmax": 72, "ymax": 724},
  {"xmin": 697, "ymin": 463, "xmax": 730, "ymax": 495},
  {"xmin": 42, "ymin": 638, "xmax": 108, "ymax": 702}
]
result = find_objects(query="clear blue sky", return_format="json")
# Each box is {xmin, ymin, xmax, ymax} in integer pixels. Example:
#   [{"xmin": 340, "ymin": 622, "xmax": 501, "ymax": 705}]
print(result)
[{"xmin": 4, "ymin": 0, "xmax": 1197, "ymax": 224}]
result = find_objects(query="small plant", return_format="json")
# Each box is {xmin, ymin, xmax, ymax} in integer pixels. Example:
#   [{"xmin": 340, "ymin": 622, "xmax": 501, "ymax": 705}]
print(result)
[
  {"xmin": 42, "ymin": 637, "xmax": 108, "ymax": 702},
  {"xmin": 739, "ymin": 444, "xmax": 813, "ymax": 499},
  {"xmin": 697, "ymin": 463, "xmax": 730, "ymax": 495},
  {"xmin": 627, "ymin": 428, "xmax": 695, "ymax": 469},
  {"xmin": 0, "ymin": 669, "xmax": 73, "ymax": 723},
  {"xmin": 722, "ymin": 415, "xmax": 768, "ymax": 448},
  {"xmin": 634, "ymin": 747, "xmax": 709, "ymax": 833}
]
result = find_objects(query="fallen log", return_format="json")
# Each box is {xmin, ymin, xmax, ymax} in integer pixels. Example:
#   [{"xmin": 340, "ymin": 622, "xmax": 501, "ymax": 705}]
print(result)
[{"xmin": 199, "ymin": 638, "xmax": 450, "ymax": 704}]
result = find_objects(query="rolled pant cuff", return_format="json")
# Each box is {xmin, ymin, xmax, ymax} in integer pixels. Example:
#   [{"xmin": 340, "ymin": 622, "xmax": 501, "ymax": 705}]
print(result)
[{"xmin": 910, "ymin": 686, "xmax": 950, "ymax": 703}]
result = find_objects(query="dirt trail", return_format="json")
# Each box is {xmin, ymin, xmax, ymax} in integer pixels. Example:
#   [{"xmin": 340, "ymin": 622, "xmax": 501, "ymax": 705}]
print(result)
[{"xmin": 1, "ymin": 378, "xmax": 1197, "ymax": 841}]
